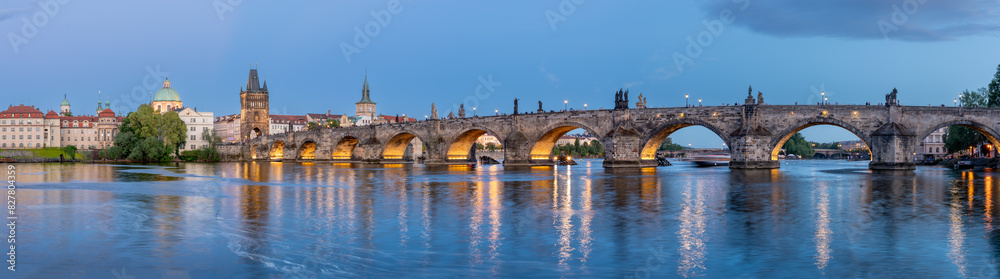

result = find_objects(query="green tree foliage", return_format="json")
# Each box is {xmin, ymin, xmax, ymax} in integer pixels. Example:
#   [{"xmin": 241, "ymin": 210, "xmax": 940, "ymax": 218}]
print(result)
[
  {"xmin": 60, "ymin": 145, "xmax": 77, "ymax": 160},
  {"xmin": 658, "ymin": 137, "xmax": 685, "ymax": 151},
  {"xmin": 112, "ymin": 104, "xmax": 187, "ymax": 162},
  {"xmin": 944, "ymin": 88, "xmax": 991, "ymax": 154},
  {"xmin": 307, "ymin": 122, "xmax": 319, "ymax": 130},
  {"xmin": 485, "ymin": 142, "xmax": 500, "ymax": 151},
  {"xmin": 782, "ymin": 133, "xmax": 815, "ymax": 158},
  {"xmin": 326, "ymin": 119, "xmax": 340, "ymax": 128},
  {"xmin": 552, "ymin": 140, "xmax": 604, "ymax": 157},
  {"xmin": 474, "ymin": 142, "xmax": 486, "ymax": 150},
  {"xmin": 988, "ymin": 64, "xmax": 1000, "ymax": 107}
]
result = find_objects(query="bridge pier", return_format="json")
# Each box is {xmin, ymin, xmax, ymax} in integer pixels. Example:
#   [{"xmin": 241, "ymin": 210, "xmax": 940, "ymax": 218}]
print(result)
[
  {"xmin": 868, "ymin": 123, "xmax": 917, "ymax": 170},
  {"xmin": 728, "ymin": 129, "xmax": 779, "ymax": 169},
  {"xmin": 602, "ymin": 128, "xmax": 657, "ymax": 168}
]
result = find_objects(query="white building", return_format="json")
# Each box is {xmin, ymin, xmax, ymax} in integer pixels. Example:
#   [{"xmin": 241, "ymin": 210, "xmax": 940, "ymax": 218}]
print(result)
[{"xmin": 175, "ymin": 107, "xmax": 214, "ymax": 151}]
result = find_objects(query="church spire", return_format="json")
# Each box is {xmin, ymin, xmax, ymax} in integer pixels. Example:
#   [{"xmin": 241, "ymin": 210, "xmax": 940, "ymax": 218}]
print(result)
[
  {"xmin": 357, "ymin": 73, "xmax": 374, "ymax": 104},
  {"xmin": 262, "ymin": 80, "xmax": 268, "ymax": 92}
]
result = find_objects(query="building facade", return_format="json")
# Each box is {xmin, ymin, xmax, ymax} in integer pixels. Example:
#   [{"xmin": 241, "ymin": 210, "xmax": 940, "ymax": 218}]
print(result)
[
  {"xmin": 920, "ymin": 127, "xmax": 948, "ymax": 158},
  {"xmin": 175, "ymin": 107, "xmax": 214, "ymax": 151},
  {"xmin": 1, "ymin": 103, "xmax": 120, "ymax": 150},
  {"xmin": 240, "ymin": 69, "xmax": 270, "ymax": 141}
]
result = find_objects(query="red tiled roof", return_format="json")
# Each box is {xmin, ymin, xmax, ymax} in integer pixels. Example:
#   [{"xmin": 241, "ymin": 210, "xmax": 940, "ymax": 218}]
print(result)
[{"xmin": 0, "ymin": 105, "xmax": 44, "ymax": 118}]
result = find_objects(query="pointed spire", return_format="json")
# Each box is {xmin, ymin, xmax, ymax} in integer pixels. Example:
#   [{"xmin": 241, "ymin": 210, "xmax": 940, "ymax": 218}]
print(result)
[{"xmin": 262, "ymin": 80, "xmax": 268, "ymax": 92}]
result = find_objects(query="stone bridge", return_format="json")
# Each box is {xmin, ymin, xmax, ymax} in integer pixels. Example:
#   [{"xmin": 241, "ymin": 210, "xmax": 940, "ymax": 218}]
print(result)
[{"xmin": 243, "ymin": 103, "xmax": 1000, "ymax": 170}]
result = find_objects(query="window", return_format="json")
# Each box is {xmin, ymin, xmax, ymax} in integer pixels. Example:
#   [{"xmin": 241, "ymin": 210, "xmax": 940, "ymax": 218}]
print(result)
[
  {"xmin": 190, "ymin": 135, "xmax": 196, "ymax": 140},
  {"xmin": 191, "ymin": 118, "xmax": 196, "ymax": 122},
  {"xmin": 36, "ymin": 135, "xmax": 39, "ymax": 139},
  {"xmin": 180, "ymin": 145, "xmax": 185, "ymax": 150},
  {"xmin": 1, "ymin": 128, "xmax": 4, "ymax": 132},
  {"xmin": 190, "ymin": 127, "xmax": 196, "ymax": 131},
  {"xmin": 1, "ymin": 144, "xmax": 4, "ymax": 148},
  {"xmin": 1, "ymin": 136, "xmax": 4, "ymax": 140},
  {"xmin": 35, "ymin": 127, "xmax": 40, "ymax": 131},
  {"xmin": 1, "ymin": 120, "xmax": 4, "ymax": 124},
  {"xmin": 19, "ymin": 127, "xmax": 23, "ymax": 132},
  {"xmin": 190, "ymin": 145, "xmax": 195, "ymax": 150},
  {"xmin": 18, "ymin": 135, "xmax": 23, "ymax": 139},
  {"xmin": 18, "ymin": 143, "xmax": 23, "ymax": 148},
  {"xmin": 35, "ymin": 143, "xmax": 39, "ymax": 148}
]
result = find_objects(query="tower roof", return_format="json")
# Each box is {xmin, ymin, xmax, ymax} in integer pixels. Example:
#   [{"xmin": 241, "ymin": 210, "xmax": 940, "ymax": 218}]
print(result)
[
  {"xmin": 61, "ymin": 94, "xmax": 70, "ymax": 106},
  {"xmin": 356, "ymin": 74, "xmax": 375, "ymax": 104},
  {"xmin": 245, "ymin": 69, "xmax": 265, "ymax": 92}
]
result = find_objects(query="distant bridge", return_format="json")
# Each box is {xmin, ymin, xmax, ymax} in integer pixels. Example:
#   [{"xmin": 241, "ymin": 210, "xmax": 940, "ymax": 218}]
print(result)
[{"xmin": 242, "ymin": 103, "xmax": 1000, "ymax": 170}]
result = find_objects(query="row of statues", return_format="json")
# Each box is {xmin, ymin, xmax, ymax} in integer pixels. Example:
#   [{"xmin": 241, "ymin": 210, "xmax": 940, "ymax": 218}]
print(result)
[{"xmin": 427, "ymin": 86, "xmax": 900, "ymax": 119}]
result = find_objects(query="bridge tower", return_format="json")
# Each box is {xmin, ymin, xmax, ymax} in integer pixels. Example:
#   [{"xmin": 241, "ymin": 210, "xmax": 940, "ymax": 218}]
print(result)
[{"xmin": 240, "ymin": 68, "xmax": 269, "ymax": 141}]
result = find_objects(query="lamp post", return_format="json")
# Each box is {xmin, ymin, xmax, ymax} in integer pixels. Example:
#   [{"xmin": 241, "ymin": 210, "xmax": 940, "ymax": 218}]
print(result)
[
  {"xmin": 584, "ymin": 103, "xmax": 588, "ymax": 110},
  {"xmin": 698, "ymin": 98, "xmax": 702, "ymax": 107},
  {"xmin": 824, "ymin": 97, "xmax": 828, "ymax": 105},
  {"xmin": 564, "ymin": 100, "xmax": 568, "ymax": 111},
  {"xmin": 955, "ymin": 99, "xmax": 958, "ymax": 107},
  {"xmin": 685, "ymin": 94, "xmax": 689, "ymax": 107},
  {"xmin": 495, "ymin": 109, "xmax": 498, "ymax": 116},
  {"xmin": 821, "ymin": 91, "xmax": 825, "ymax": 105},
  {"xmin": 959, "ymin": 93, "xmax": 963, "ymax": 106},
  {"xmin": 473, "ymin": 107, "xmax": 476, "ymax": 116}
]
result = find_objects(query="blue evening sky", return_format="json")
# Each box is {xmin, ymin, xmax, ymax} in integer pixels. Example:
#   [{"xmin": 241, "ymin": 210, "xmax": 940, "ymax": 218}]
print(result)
[{"xmin": 2, "ymin": 0, "xmax": 999, "ymax": 147}]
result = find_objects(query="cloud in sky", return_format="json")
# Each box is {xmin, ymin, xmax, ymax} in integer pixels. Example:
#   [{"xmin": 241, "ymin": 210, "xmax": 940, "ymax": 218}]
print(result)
[{"xmin": 702, "ymin": 0, "xmax": 1000, "ymax": 41}]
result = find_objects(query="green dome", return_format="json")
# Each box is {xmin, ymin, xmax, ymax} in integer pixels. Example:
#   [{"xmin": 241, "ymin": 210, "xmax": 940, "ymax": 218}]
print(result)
[
  {"xmin": 60, "ymin": 99, "xmax": 70, "ymax": 106},
  {"xmin": 152, "ymin": 87, "xmax": 181, "ymax": 102}
]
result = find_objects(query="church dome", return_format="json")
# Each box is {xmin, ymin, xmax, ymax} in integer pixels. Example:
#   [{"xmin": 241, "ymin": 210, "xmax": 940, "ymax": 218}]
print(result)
[
  {"xmin": 60, "ymin": 98, "xmax": 70, "ymax": 106},
  {"xmin": 152, "ymin": 78, "xmax": 181, "ymax": 102}
]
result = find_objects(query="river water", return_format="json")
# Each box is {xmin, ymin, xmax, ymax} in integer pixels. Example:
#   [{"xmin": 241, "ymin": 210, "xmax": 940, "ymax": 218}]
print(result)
[{"xmin": 10, "ymin": 160, "xmax": 1000, "ymax": 278}]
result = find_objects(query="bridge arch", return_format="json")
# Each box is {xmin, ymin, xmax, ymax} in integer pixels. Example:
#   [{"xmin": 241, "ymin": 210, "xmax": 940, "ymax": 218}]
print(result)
[
  {"xmin": 917, "ymin": 119, "xmax": 1000, "ymax": 155},
  {"xmin": 250, "ymin": 144, "xmax": 259, "ymax": 160},
  {"xmin": 382, "ymin": 131, "xmax": 425, "ymax": 160},
  {"xmin": 269, "ymin": 140, "xmax": 285, "ymax": 160},
  {"xmin": 297, "ymin": 139, "xmax": 317, "ymax": 160},
  {"xmin": 249, "ymin": 127, "xmax": 263, "ymax": 140},
  {"xmin": 768, "ymin": 118, "xmax": 871, "ymax": 161},
  {"xmin": 528, "ymin": 121, "xmax": 603, "ymax": 160},
  {"xmin": 639, "ymin": 119, "xmax": 730, "ymax": 160},
  {"xmin": 444, "ymin": 127, "xmax": 503, "ymax": 161},
  {"xmin": 331, "ymin": 135, "xmax": 362, "ymax": 160}
]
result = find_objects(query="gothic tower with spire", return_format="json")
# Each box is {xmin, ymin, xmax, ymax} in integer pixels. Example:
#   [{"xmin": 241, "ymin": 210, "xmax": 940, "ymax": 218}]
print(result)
[
  {"xmin": 240, "ymin": 68, "xmax": 270, "ymax": 141},
  {"xmin": 355, "ymin": 74, "xmax": 376, "ymax": 118}
]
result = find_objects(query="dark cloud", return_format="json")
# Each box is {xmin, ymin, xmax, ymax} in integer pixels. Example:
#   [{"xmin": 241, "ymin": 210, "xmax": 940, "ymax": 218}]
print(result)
[{"xmin": 702, "ymin": 0, "xmax": 1000, "ymax": 41}]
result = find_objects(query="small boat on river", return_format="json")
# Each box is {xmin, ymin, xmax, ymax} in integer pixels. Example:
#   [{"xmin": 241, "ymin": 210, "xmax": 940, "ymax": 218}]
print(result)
[{"xmin": 691, "ymin": 155, "xmax": 730, "ymax": 167}]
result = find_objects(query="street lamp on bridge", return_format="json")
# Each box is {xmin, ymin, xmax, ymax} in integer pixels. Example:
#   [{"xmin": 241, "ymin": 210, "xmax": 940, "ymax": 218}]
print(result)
[
  {"xmin": 564, "ymin": 100, "xmax": 568, "ymax": 111},
  {"xmin": 584, "ymin": 103, "xmax": 588, "ymax": 110},
  {"xmin": 698, "ymin": 98, "xmax": 702, "ymax": 107},
  {"xmin": 821, "ymin": 91, "xmax": 825, "ymax": 105},
  {"xmin": 685, "ymin": 94, "xmax": 689, "ymax": 107},
  {"xmin": 473, "ymin": 107, "xmax": 476, "ymax": 116}
]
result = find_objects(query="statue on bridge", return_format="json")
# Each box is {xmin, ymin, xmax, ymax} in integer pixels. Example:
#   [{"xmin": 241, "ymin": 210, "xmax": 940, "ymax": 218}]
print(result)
[
  {"xmin": 513, "ymin": 98, "xmax": 519, "ymax": 115},
  {"xmin": 458, "ymin": 104, "xmax": 466, "ymax": 118},
  {"xmin": 635, "ymin": 93, "xmax": 647, "ymax": 109},
  {"xmin": 757, "ymin": 91, "xmax": 764, "ymax": 105},
  {"xmin": 885, "ymin": 88, "xmax": 899, "ymax": 106},
  {"xmin": 447, "ymin": 111, "xmax": 456, "ymax": 119},
  {"xmin": 430, "ymin": 103, "xmax": 438, "ymax": 119},
  {"xmin": 614, "ymin": 88, "xmax": 630, "ymax": 110},
  {"xmin": 745, "ymin": 85, "xmax": 756, "ymax": 105},
  {"xmin": 538, "ymin": 100, "xmax": 544, "ymax": 113}
]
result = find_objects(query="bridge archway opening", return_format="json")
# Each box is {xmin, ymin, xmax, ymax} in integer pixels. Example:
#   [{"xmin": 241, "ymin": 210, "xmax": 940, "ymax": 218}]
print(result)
[
  {"xmin": 332, "ymin": 136, "xmax": 360, "ymax": 160},
  {"xmin": 640, "ymin": 124, "xmax": 728, "ymax": 160},
  {"xmin": 298, "ymin": 141, "xmax": 316, "ymax": 160},
  {"xmin": 530, "ymin": 126, "xmax": 600, "ymax": 161},
  {"xmin": 446, "ymin": 129, "xmax": 500, "ymax": 161},
  {"xmin": 249, "ymin": 127, "xmax": 262, "ymax": 140},
  {"xmin": 250, "ymin": 144, "xmax": 259, "ymax": 159},
  {"xmin": 771, "ymin": 123, "xmax": 870, "ymax": 161},
  {"xmin": 919, "ymin": 122, "xmax": 1000, "ymax": 160},
  {"xmin": 269, "ymin": 140, "xmax": 285, "ymax": 160},
  {"xmin": 383, "ymin": 133, "xmax": 423, "ymax": 161}
]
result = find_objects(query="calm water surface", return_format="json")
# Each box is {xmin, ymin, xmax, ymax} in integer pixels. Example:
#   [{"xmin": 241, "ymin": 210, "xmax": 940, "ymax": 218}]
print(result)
[{"xmin": 11, "ymin": 160, "xmax": 1000, "ymax": 278}]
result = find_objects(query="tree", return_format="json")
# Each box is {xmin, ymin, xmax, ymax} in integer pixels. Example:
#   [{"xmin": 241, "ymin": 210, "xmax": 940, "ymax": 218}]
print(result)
[
  {"xmin": 113, "ymin": 104, "xmax": 186, "ymax": 162},
  {"xmin": 307, "ymin": 122, "xmax": 319, "ymax": 130},
  {"xmin": 782, "ymin": 133, "xmax": 815, "ymax": 158},
  {"xmin": 485, "ymin": 142, "xmax": 499, "ymax": 151},
  {"xmin": 474, "ymin": 142, "xmax": 485, "ymax": 150},
  {"xmin": 945, "ymin": 88, "xmax": 990, "ymax": 154},
  {"xmin": 159, "ymin": 111, "xmax": 187, "ymax": 157},
  {"xmin": 988, "ymin": 64, "xmax": 1000, "ymax": 107},
  {"xmin": 658, "ymin": 137, "xmax": 685, "ymax": 151},
  {"xmin": 61, "ymin": 145, "xmax": 77, "ymax": 160},
  {"xmin": 326, "ymin": 119, "xmax": 340, "ymax": 128}
]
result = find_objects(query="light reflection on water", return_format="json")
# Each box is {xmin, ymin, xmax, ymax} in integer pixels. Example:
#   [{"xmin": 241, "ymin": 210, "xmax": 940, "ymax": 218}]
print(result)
[{"xmin": 11, "ymin": 160, "xmax": 1000, "ymax": 278}]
